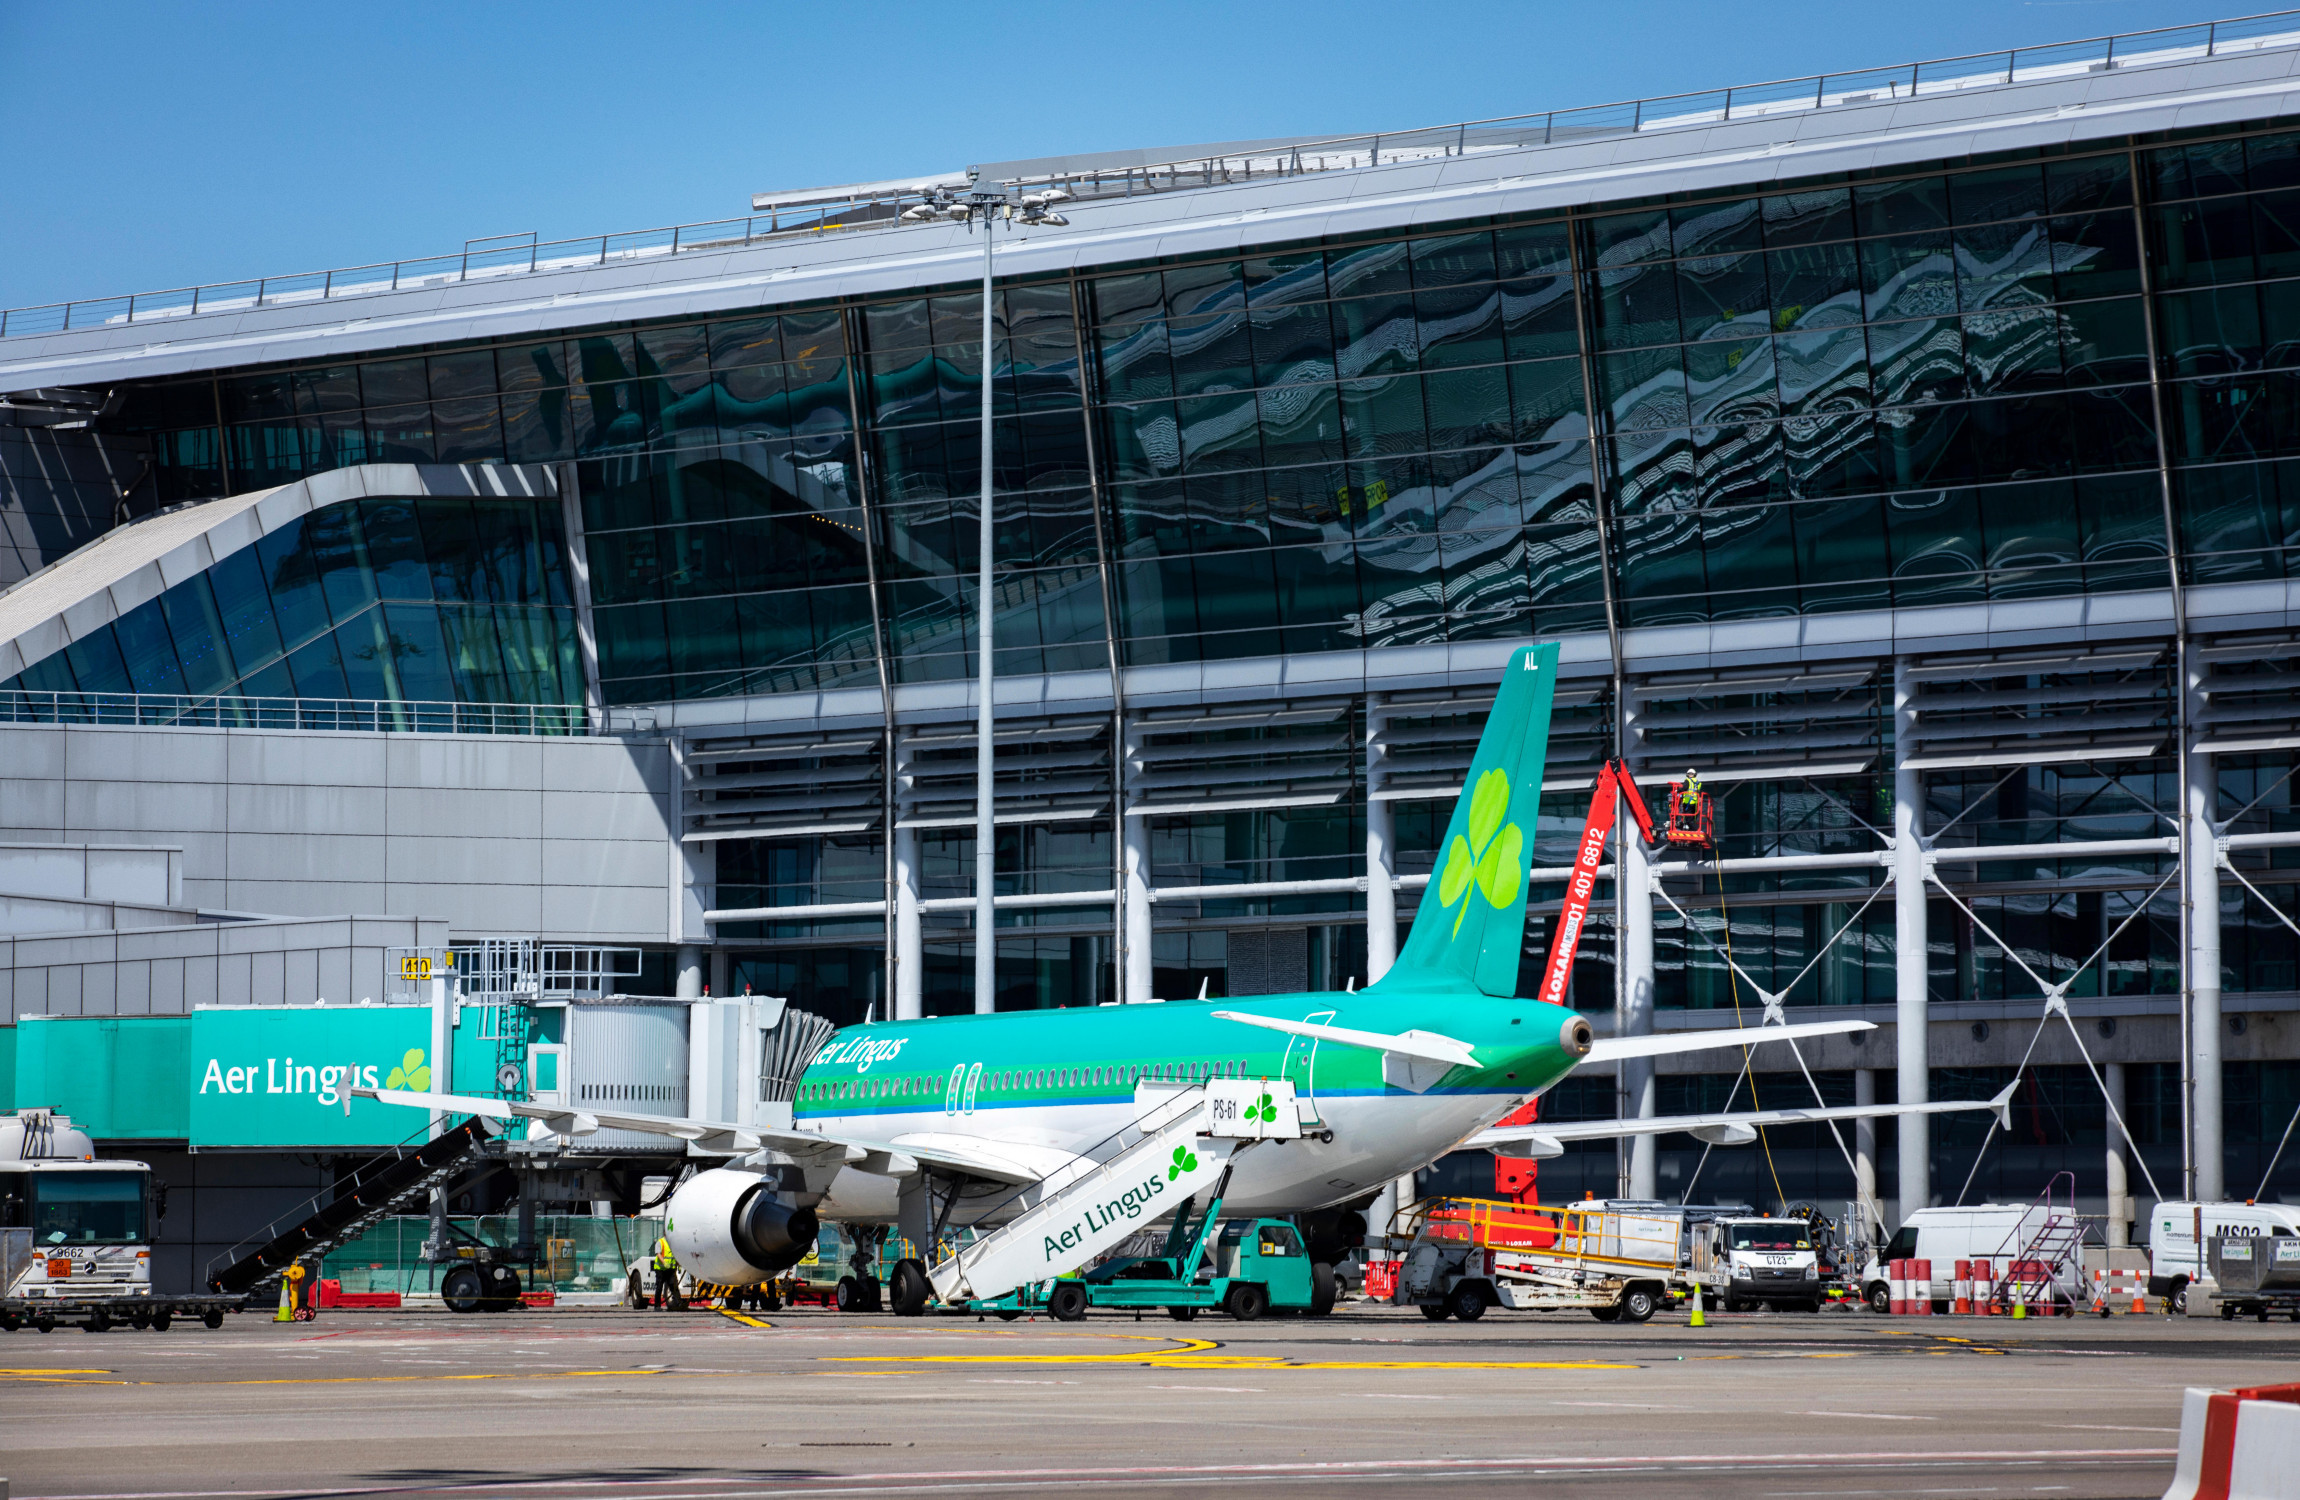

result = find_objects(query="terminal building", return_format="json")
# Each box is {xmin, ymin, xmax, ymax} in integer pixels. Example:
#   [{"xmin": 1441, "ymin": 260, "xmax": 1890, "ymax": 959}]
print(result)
[{"xmin": 3, "ymin": 15, "xmax": 2299, "ymax": 1269}]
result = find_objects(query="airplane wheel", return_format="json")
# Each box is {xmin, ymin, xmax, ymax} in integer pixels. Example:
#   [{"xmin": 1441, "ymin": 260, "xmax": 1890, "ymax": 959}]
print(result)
[
  {"xmin": 834, "ymin": 1276, "xmax": 864, "ymax": 1313},
  {"xmin": 1048, "ymin": 1283, "xmax": 1090, "ymax": 1322},
  {"xmin": 1226, "ymin": 1284, "xmax": 1269, "ymax": 1322},
  {"xmin": 441, "ymin": 1265, "xmax": 488, "ymax": 1314},
  {"xmin": 1307, "ymin": 1262, "xmax": 1336, "ymax": 1317},
  {"xmin": 890, "ymin": 1259, "xmax": 931, "ymax": 1317},
  {"xmin": 1420, "ymin": 1304, "xmax": 1450, "ymax": 1321}
]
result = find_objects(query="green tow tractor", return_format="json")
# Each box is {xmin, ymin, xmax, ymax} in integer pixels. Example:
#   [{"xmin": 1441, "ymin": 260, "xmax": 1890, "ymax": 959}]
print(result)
[{"xmin": 962, "ymin": 1168, "xmax": 1336, "ymax": 1323}]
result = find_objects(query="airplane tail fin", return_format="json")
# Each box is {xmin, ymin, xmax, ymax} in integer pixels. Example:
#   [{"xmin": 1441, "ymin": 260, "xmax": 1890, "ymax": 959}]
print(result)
[{"xmin": 1383, "ymin": 640, "xmax": 1560, "ymax": 998}]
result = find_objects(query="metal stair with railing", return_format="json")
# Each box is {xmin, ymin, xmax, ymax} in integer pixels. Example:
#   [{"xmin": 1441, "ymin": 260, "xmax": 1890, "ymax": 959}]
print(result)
[
  {"xmin": 1987, "ymin": 1172, "xmax": 2089, "ymax": 1313},
  {"xmin": 204, "ymin": 1117, "xmax": 495, "ymax": 1296}
]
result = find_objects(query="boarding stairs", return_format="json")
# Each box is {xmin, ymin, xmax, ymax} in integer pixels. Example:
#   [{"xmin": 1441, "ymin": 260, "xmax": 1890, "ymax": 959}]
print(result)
[
  {"xmin": 925, "ymin": 1079, "xmax": 1298, "ymax": 1306},
  {"xmin": 205, "ymin": 1116, "xmax": 495, "ymax": 1296},
  {"xmin": 1987, "ymin": 1172, "xmax": 2087, "ymax": 1313}
]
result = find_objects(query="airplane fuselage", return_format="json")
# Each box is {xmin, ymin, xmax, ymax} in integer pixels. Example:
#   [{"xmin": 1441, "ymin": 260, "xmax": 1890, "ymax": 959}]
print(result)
[{"xmin": 786, "ymin": 984, "xmax": 1586, "ymax": 1223}]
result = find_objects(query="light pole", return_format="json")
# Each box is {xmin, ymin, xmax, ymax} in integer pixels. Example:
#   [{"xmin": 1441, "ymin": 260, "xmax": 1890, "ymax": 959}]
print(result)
[{"xmin": 902, "ymin": 184, "xmax": 1069, "ymax": 1014}]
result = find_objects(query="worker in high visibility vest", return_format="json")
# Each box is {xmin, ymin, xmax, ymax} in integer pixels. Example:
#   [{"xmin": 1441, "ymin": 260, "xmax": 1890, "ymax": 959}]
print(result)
[
  {"xmin": 650, "ymin": 1236, "xmax": 680, "ymax": 1310},
  {"xmin": 1681, "ymin": 770, "xmax": 1703, "ymax": 814}
]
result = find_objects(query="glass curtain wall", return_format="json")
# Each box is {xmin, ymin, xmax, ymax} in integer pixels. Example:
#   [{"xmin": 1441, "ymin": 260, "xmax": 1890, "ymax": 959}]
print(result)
[
  {"xmin": 103, "ymin": 122, "xmax": 2300, "ymax": 699},
  {"xmin": 0, "ymin": 496, "xmax": 579, "ymax": 708}
]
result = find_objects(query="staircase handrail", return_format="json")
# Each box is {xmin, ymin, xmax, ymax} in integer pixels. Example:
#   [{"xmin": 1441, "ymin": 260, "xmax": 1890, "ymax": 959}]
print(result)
[{"xmin": 203, "ymin": 1116, "xmax": 492, "ymax": 1291}]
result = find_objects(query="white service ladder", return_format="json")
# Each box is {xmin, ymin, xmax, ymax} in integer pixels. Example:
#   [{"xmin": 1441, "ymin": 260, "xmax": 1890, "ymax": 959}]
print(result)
[{"xmin": 925, "ymin": 1079, "xmax": 1296, "ymax": 1305}]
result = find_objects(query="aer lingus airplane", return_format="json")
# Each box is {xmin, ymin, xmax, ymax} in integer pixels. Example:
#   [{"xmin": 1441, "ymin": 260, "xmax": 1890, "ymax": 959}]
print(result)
[{"xmin": 358, "ymin": 641, "xmax": 1999, "ymax": 1314}]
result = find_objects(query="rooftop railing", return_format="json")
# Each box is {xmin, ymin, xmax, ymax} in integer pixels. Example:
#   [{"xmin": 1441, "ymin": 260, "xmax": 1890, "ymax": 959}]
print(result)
[
  {"xmin": 0, "ymin": 690, "xmax": 658, "ymax": 737},
  {"xmin": 4, "ymin": 10, "xmax": 2297, "ymax": 342}
]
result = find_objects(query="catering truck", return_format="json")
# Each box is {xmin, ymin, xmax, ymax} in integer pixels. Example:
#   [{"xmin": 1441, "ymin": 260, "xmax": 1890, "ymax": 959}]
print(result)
[{"xmin": 1, "ymin": 1110, "xmax": 243, "ymax": 1332}]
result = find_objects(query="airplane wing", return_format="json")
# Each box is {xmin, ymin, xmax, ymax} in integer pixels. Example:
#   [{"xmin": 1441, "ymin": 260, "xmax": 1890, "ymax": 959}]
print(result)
[
  {"xmin": 1209, "ymin": 1011, "xmax": 1476, "ymax": 1093},
  {"xmin": 1585, "ymin": 1018, "xmax": 1872, "ymax": 1063},
  {"xmin": 1461, "ymin": 1080, "xmax": 2018, "ymax": 1157},
  {"xmin": 350, "ymin": 1086, "xmax": 1048, "ymax": 1186}
]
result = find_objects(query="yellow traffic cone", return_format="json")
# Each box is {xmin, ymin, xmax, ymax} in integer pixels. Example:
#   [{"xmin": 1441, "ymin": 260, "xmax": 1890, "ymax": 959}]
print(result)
[{"xmin": 1688, "ymin": 1292, "xmax": 1706, "ymax": 1328}]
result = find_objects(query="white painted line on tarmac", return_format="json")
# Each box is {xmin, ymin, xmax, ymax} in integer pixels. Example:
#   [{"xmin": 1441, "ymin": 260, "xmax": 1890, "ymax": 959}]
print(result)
[{"xmin": 1804, "ymin": 1411, "xmax": 1938, "ymax": 1420}]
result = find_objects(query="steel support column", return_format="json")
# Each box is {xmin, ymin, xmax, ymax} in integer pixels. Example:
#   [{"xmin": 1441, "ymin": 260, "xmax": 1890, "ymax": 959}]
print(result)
[
  {"xmin": 893, "ymin": 822, "xmax": 923, "ymax": 1021},
  {"xmin": 1618, "ymin": 687, "xmax": 1655, "ymax": 1200},
  {"xmin": 1854, "ymin": 1067, "xmax": 1879, "ymax": 1215},
  {"xmin": 1365, "ymin": 695, "xmax": 1398, "ymax": 983},
  {"xmin": 675, "ymin": 945, "xmax": 704, "ymax": 999},
  {"xmin": 2186, "ymin": 661, "xmax": 2224, "ymax": 1202},
  {"xmin": 2104, "ymin": 1061, "xmax": 2132, "ymax": 1246},
  {"xmin": 1122, "ymin": 717, "xmax": 1153, "ymax": 1004},
  {"xmin": 1893, "ymin": 658, "xmax": 1931, "ymax": 1214}
]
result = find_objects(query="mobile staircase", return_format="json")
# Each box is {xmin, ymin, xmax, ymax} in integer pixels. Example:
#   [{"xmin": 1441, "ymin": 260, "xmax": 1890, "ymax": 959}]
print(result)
[
  {"xmin": 1986, "ymin": 1172, "xmax": 2088, "ymax": 1315},
  {"xmin": 205, "ymin": 1116, "xmax": 495, "ymax": 1295},
  {"xmin": 925, "ymin": 1078, "xmax": 1299, "ymax": 1308}
]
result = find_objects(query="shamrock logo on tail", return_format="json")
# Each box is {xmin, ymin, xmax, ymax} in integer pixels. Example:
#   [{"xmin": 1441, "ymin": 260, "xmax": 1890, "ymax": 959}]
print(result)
[
  {"xmin": 1247, "ymin": 1092, "xmax": 1279, "ymax": 1125},
  {"xmin": 385, "ymin": 1048, "xmax": 431, "ymax": 1091},
  {"xmin": 1438, "ymin": 767, "xmax": 1525, "ymax": 937},
  {"xmin": 1168, "ymin": 1145, "xmax": 1199, "ymax": 1181}
]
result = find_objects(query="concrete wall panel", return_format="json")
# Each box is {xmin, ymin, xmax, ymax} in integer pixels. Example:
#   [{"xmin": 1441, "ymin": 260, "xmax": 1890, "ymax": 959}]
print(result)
[
  {"xmin": 150, "ymin": 956, "xmax": 185, "ymax": 1014},
  {"xmin": 541, "ymin": 789, "xmax": 672, "ymax": 843}
]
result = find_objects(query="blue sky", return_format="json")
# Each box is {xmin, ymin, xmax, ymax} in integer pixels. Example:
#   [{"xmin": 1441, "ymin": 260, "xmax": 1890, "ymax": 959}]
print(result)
[{"xmin": 0, "ymin": 0, "xmax": 2246, "ymax": 310}]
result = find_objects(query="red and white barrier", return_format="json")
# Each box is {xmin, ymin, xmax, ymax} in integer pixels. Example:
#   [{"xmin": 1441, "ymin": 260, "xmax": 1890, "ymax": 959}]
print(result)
[
  {"xmin": 1973, "ymin": 1258, "xmax": 1995, "ymax": 1316},
  {"xmin": 1912, "ymin": 1258, "xmax": 1933, "ymax": 1314},
  {"xmin": 2092, "ymin": 1268, "xmax": 2150, "ymax": 1316},
  {"xmin": 1954, "ymin": 1259, "xmax": 1973, "ymax": 1315},
  {"xmin": 2163, "ymin": 1382, "xmax": 2300, "ymax": 1500},
  {"xmin": 1888, "ymin": 1258, "xmax": 1905, "ymax": 1315}
]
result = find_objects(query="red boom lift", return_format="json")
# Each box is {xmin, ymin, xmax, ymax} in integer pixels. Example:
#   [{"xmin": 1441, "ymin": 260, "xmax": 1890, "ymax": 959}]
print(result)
[{"xmin": 1490, "ymin": 758, "xmax": 1714, "ymax": 1200}]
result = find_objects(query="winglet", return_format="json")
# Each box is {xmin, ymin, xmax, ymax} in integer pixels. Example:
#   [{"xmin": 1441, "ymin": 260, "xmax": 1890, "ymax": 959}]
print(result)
[{"xmin": 1989, "ymin": 1077, "xmax": 2020, "ymax": 1131}]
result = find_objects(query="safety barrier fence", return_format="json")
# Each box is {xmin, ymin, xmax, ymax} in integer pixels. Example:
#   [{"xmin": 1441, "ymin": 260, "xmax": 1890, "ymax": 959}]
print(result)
[
  {"xmin": 0, "ymin": 690, "xmax": 607, "ymax": 736},
  {"xmin": 7, "ymin": 11, "xmax": 2299, "ymax": 339}
]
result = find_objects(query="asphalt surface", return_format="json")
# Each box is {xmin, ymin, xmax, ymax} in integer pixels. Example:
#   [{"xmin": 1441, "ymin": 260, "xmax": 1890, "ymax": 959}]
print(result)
[{"xmin": 2, "ymin": 1300, "xmax": 2290, "ymax": 1499}]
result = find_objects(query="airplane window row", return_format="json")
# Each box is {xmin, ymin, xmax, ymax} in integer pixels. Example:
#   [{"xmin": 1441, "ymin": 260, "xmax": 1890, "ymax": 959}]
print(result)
[{"xmin": 798, "ymin": 1058, "xmax": 1260, "ymax": 1105}]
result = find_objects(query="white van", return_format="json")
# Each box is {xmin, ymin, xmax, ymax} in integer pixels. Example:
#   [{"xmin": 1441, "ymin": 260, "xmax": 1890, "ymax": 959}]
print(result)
[
  {"xmin": 2147, "ymin": 1201, "xmax": 2300, "ymax": 1311},
  {"xmin": 1860, "ymin": 1205, "xmax": 2058, "ymax": 1312}
]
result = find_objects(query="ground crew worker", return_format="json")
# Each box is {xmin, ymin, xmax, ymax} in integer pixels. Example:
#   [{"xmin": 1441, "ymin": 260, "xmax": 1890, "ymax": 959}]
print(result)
[
  {"xmin": 651, "ymin": 1235, "xmax": 680, "ymax": 1310},
  {"xmin": 1681, "ymin": 770, "xmax": 1703, "ymax": 814}
]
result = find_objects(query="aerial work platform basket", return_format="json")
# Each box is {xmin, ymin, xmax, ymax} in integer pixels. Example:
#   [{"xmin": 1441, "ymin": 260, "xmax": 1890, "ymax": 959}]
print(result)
[{"xmin": 1662, "ymin": 773, "xmax": 1715, "ymax": 851}]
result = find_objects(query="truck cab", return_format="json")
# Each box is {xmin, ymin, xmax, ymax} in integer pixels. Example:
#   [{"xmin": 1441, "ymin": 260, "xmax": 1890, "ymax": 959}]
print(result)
[
  {"xmin": 2, "ymin": 1112, "xmax": 157, "ymax": 1304},
  {"xmin": 1703, "ymin": 1217, "xmax": 1822, "ymax": 1312},
  {"xmin": 2148, "ymin": 1201, "xmax": 2300, "ymax": 1312}
]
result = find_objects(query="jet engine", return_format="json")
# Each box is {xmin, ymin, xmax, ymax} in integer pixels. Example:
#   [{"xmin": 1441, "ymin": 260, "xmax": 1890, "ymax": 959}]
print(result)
[{"xmin": 661, "ymin": 1168, "xmax": 820, "ymax": 1287}]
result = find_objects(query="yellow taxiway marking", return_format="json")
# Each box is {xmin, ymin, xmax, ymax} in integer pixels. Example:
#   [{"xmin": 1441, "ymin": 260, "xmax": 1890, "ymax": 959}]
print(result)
[
  {"xmin": 716, "ymin": 1309, "xmax": 773, "ymax": 1329},
  {"xmin": 830, "ymin": 1337, "xmax": 1634, "ymax": 1373},
  {"xmin": 0, "ymin": 1368, "xmax": 678, "ymax": 1389}
]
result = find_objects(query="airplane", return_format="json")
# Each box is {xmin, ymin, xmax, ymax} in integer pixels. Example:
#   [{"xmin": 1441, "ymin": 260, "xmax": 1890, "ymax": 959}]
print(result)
[{"xmin": 357, "ymin": 640, "xmax": 2002, "ymax": 1316}]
